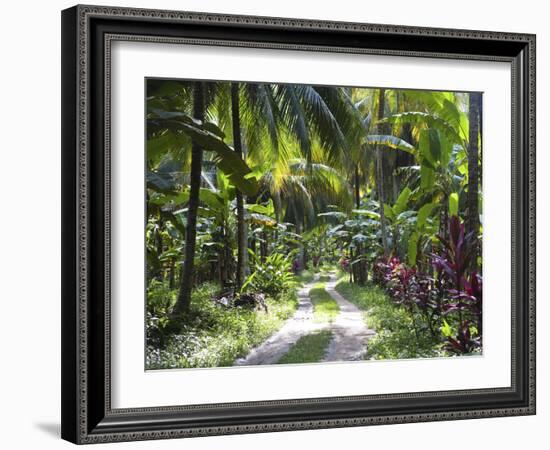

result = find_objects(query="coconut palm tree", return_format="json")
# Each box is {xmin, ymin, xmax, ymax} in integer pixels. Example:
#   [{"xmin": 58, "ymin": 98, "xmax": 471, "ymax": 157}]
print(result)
[
  {"xmin": 225, "ymin": 82, "xmax": 358, "ymax": 287},
  {"xmin": 230, "ymin": 82, "xmax": 248, "ymax": 289},
  {"xmin": 347, "ymin": 88, "xmax": 417, "ymax": 258},
  {"xmin": 174, "ymin": 81, "xmax": 205, "ymax": 314},
  {"xmin": 146, "ymin": 80, "xmax": 261, "ymax": 312},
  {"xmin": 466, "ymin": 92, "xmax": 481, "ymax": 268},
  {"xmin": 147, "ymin": 79, "xmax": 359, "ymax": 304}
]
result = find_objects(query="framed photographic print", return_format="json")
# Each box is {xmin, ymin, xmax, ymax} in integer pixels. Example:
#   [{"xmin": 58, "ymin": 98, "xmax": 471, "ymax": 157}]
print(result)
[{"xmin": 61, "ymin": 4, "xmax": 536, "ymax": 444}]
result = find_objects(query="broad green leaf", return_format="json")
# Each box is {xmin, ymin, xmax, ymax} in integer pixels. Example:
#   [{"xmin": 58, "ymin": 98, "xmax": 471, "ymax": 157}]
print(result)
[
  {"xmin": 245, "ymin": 161, "xmax": 272, "ymax": 182},
  {"xmin": 352, "ymin": 233, "xmax": 368, "ymax": 243},
  {"xmin": 149, "ymin": 191, "xmax": 189, "ymax": 206},
  {"xmin": 198, "ymin": 188, "xmax": 224, "ymax": 210},
  {"xmin": 441, "ymin": 99, "xmax": 463, "ymax": 137},
  {"xmin": 407, "ymin": 231, "xmax": 419, "ymax": 266},
  {"xmin": 246, "ymin": 202, "xmax": 275, "ymax": 217},
  {"xmin": 393, "ymin": 187, "xmax": 412, "ymax": 215},
  {"xmin": 428, "ymin": 129, "xmax": 442, "ymax": 163},
  {"xmin": 159, "ymin": 248, "xmax": 183, "ymax": 262},
  {"xmin": 202, "ymin": 122, "xmax": 225, "ymax": 139},
  {"xmin": 249, "ymin": 213, "xmax": 277, "ymax": 227},
  {"xmin": 419, "ymin": 128, "xmax": 442, "ymax": 166},
  {"xmin": 449, "ymin": 192, "xmax": 459, "ymax": 217},
  {"xmin": 420, "ymin": 165, "xmax": 435, "ymax": 191},
  {"xmin": 147, "ymin": 132, "xmax": 187, "ymax": 161},
  {"xmin": 383, "ymin": 204, "xmax": 396, "ymax": 222},
  {"xmin": 417, "ymin": 203, "xmax": 438, "ymax": 229},
  {"xmin": 149, "ymin": 109, "xmax": 201, "ymax": 124},
  {"xmin": 352, "ymin": 209, "xmax": 380, "ymax": 219},
  {"xmin": 395, "ymin": 210, "xmax": 416, "ymax": 224},
  {"xmin": 457, "ymin": 161, "xmax": 468, "ymax": 176},
  {"xmin": 441, "ymin": 320, "xmax": 453, "ymax": 338},
  {"xmin": 439, "ymin": 130, "xmax": 453, "ymax": 168},
  {"xmin": 333, "ymin": 230, "xmax": 350, "ymax": 238},
  {"xmin": 328, "ymin": 224, "xmax": 344, "ymax": 234},
  {"xmin": 318, "ymin": 211, "xmax": 347, "ymax": 220},
  {"xmin": 365, "ymin": 134, "xmax": 415, "ymax": 154},
  {"xmin": 162, "ymin": 118, "xmax": 259, "ymax": 197},
  {"xmin": 174, "ymin": 206, "xmax": 214, "ymax": 219}
]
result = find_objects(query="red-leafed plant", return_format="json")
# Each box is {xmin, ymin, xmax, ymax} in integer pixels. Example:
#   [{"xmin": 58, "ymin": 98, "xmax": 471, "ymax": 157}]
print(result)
[
  {"xmin": 432, "ymin": 216, "xmax": 482, "ymax": 353},
  {"xmin": 372, "ymin": 216, "xmax": 482, "ymax": 355},
  {"xmin": 444, "ymin": 320, "xmax": 480, "ymax": 354},
  {"xmin": 375, "ymin": 257, "xmax": 441, "ymax": 339}
]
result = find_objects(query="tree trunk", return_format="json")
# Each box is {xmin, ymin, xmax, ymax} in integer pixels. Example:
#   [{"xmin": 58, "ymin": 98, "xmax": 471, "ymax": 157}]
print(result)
[
  {"xmin": 295, "ymin": 220, "xmax": 304, "ymax": 271},
  {"xmin": 353, "ymin": 165, "xmax": 367, "ymax": 284},
  {"xmin": 354, "ymin": 164, "xmax": 361, "ymax": 209},
  {"xmin": 231, "ymin": 82, "xmax": 248, "ymax": 291},
  {"xmin": 467, "ymin": 92, "xmax": 481, "ymax": 269},
  {"xmin": 168, "ymin": 258, "xmax": 175, "ymax": 289},
  {"xmin": 260, "ymin": 231, "xmax": 267, "ymax": 263},
  {"xmin": 376, "ymin": 88, "xmax": 389, "ymax": 257},
  {"xmin": 218, "ymin": 223, "xmax": 228, "ymax": 287},
  {"xmin": 292, "ymin": 202, "xmax": 305, "ymax": 271},
  {"xmin": 174, "ymin": 82, "xmax": 204, "ymax": 314}
]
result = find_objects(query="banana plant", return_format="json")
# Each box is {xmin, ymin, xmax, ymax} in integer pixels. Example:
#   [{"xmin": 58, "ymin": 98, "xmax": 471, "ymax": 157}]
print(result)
[
  {"xmin": 318, "ymin": 207, "xmax": 381, "ymax": 284},
  {"xmin": 380, "ymin": 186, "xmax": 441, "ymax": 269},
  {"xmin": 147, "ymin": 110, "xmax": 260, "ymax": 197},
  {"xmin": 381, "ymin": 92, "xmax": 469, "ymax": 240}
]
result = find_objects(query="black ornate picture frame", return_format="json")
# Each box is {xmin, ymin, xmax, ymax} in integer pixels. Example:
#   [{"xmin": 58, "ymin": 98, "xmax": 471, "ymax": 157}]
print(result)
[{"xmin": 61, "ymin": 4, "xmax": 536, "ymax": 444}]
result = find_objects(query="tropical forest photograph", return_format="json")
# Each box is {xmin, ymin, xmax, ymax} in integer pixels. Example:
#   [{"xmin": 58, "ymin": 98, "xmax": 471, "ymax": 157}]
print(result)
[{"xmin": 145, "ymin": 78, "xmax": 483, "ymax": 370}]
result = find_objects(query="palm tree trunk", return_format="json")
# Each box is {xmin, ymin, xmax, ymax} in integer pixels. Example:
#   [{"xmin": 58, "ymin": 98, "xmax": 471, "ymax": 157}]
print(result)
[
  {"xmin": 168, "ymin": 258, "xmax": 175, "ymax": 289},
  {"xmin": 354, "ymin": 164, "xmax": 361, "ymax": 209},
  {"xmin": 467, "ymin": 92, "xmax": 481, "ymax": 269},
  {"xmin": 260, "ymin": 232, "xmax": 267, "ymax": 263},
  {"xmin": 174, "ymin": 81, "xmax": 204, "ymax": 314},
  {"xmin": 353, "ymin": 164, "xmax": 366, "ymax": 284},
  {"xmin": 219, "ymin": 222, "xmax": 228, "ymax": 287},
  {"xmin": 273, "ymin": 192, "xmax": 282, "ymax": 242},
  {"xmin": 376, "ymin": 88, "xmax": 389, "ymax": 257},
  {"xmin": 292, "ymin": 202, "xmax": 304, "ymax": 271},
  {"xmin": 231, "ymin": 83, "xmax": 248, "ymax": 291}
]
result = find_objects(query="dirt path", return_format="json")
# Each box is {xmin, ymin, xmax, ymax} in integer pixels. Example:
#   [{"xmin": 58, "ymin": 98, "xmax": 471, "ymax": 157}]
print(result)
[
  {"xmin": 322, "ymin": 273, "xmax": 376, "ymax": 362},
  {"xmin": 234, "ymin": 272, "xmax": 375, "ymax": 366},
  {"xmin": 234, "ymin": 274, "xmax": 327, "ymax": 366}
]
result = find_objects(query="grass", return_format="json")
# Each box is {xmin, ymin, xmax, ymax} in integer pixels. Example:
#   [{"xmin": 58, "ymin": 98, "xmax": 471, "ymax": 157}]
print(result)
[
  {"xmin": 277, "ymin": 330, "xmax": 333, "ymax": 364},
  {"xmin": 146, "ymin": 283, "xmax": 299, "ymax": 369},
  {"xmin": 335, "ymin": 280, "xmax": 442, "ymax": 360},
  {"xmin": 309, "ymin": 282, "xmax": 339, "ymax": 323}
]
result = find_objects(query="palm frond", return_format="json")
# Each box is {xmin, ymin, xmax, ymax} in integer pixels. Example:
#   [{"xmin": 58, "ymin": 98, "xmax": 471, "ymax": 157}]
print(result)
[{"xmin": 274, "ymin": 84, "xmax": 312, "ymax": 158}]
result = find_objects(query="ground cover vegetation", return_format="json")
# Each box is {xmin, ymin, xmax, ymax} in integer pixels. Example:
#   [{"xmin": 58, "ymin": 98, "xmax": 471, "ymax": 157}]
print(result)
[{"xmin": 145, "ymin": 79, "xmax": 483, "ymax": 368}]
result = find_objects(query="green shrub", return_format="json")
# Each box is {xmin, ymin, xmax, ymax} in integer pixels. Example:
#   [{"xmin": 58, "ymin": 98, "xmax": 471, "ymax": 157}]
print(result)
[
  {"xmin": 146, "ymin": 280, "xmax": 179, "ymax": 346},
  {"xmin": 242, "ymin": 253, "xmax": 296, "ymax": 297},
  {"xmin": 146, "ymin": 284, "xmax": 298, "ymax": 369},
  {"xmin": 335, "ymin": 280, "xmax": 442, "ymax": 359}
]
